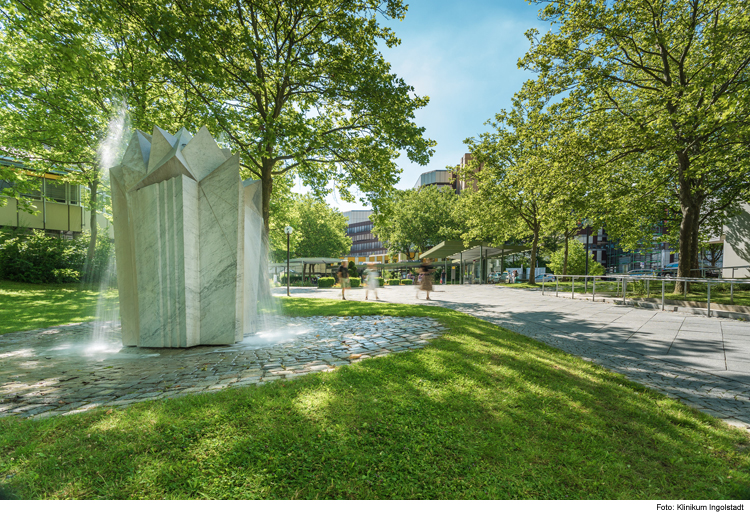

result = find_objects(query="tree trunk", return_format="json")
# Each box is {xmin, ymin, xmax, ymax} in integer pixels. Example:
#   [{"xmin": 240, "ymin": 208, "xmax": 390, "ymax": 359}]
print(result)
[
  {"xmin": 84, "ymin": 177, "xmax": 99, "ymax": 284},
  {"xmin": 260, "ymin": 158, "xmax": 274, "ymax": 234},
  {"xmin": 674, "ymin": 152, "xmax": 702, "ymax": 294},
  {"xmin": 528, "ymin": 227, "xmax": 539, "ymax": 285},
  {"xmin": 563, "ymin": 235, "xmax": 569, "ymax": 276}
]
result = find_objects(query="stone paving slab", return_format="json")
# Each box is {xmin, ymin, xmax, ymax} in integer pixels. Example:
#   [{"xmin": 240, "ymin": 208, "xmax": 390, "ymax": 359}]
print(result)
[
  {"xmin": 0, "ymin": 316, "xmax": 445, "ymax": 419},
  {"xmin": 281, "ymin": 285, "xmax": 750, "ymax": 431}
]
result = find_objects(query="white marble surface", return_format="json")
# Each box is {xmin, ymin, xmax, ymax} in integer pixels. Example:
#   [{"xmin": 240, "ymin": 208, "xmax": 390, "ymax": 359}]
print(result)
[
  {"xmin": 182, "ymin": 126, "xmax": 227, "ymax": 181},
  {"xmin": 199, "ymin": 154, "xmax": 243, "ymax": 344},
  {"xmin": 111, "ymin": 128, "xmax": 257, "ymax": 347}
]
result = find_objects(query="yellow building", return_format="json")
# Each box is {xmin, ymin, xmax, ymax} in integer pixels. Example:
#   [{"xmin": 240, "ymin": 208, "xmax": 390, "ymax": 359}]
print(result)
[{"xmin": 0, "ymin": 158, "xmax": 112, "ymax": 237}]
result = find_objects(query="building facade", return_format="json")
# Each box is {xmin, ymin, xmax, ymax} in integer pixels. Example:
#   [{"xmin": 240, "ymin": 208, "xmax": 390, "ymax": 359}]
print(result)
[
  {"xmin": 0, "ymin": 157, "xmax": 112, "ymax": 238},
  {"xmin": 342, "ymin": 209, "xmax": 388, "ymax": 263}
]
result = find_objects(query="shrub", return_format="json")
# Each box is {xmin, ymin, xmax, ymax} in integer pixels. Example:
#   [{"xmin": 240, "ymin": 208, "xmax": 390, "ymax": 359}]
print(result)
[
  {"xmin": 318, "ymin": 277, "xmax": 335, "ymax": 288},
  {"xmin": 0, "ymin": 229, "xmax": 113, "ymax": 284},
  {"xmin": 349, "ymin": 277, "xmax": 361, "ymax": 288},
  {"xmin": 400, "ymin": 279, "xmax": 413, "ymax": 285},
  {"xmin": 347, "ymin": 260, "xmax": 358, "ymax": 278},
  {"xmin": 387, "ymin": 279, "xmax": 401, "ymax": 286},
  {"xmin": 378, "ymin": 278, "xmax": 385, "ymax": 287}
]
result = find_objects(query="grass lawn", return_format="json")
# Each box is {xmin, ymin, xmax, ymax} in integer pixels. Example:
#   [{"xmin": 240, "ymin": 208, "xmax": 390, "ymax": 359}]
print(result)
[
  {"xmin": 0, "ymin": 280, "xmax": 117, "ymax": 335},
  {"xmin": 1, "ymin": 297, "xmax": 749, "ymax": 499}
]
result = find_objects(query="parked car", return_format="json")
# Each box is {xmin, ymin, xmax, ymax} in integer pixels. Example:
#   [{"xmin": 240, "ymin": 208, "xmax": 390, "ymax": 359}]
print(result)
[
  {"xmin": 488, "ymin": 272, "xmax": 507, "ymax": 284},
  {"xmin": 534, "ymin": 273, "xmax": 556, "ymax": 283},
  {"xmin": 626, "ymin": 269, "xmax": 657, "ymax": 277}
]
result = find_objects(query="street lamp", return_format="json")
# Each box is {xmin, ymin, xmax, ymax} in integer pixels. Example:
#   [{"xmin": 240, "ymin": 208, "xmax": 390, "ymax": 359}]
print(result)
[{"xmin": 284, "ymin": 226, "xmax": 294, "ymax": 296}]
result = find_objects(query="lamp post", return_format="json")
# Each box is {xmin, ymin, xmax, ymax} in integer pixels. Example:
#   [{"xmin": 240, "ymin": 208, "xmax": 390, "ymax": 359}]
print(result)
[{"xmin": 284, "ymin": 226, "xmax": 294, "ymax": 296}]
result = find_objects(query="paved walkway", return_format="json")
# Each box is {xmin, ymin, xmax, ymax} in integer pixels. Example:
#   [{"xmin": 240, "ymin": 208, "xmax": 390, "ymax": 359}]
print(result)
[
  {"xmin": 0, "ymin": 316, "xmax": 444, "ymax": 419},
  {"xmin": 283, "ymin": 284, "xmax": 750, "ymax": 430}
]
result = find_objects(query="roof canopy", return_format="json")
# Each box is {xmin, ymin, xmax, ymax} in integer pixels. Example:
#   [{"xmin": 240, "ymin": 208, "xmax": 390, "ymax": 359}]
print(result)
[{"xmin": 420, "ymin": 240, "xmax": 529, "ymax": 261}]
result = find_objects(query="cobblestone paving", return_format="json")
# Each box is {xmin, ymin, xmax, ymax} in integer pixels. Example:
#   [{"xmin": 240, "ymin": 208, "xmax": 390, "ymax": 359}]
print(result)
[
  {"xmin": 286, "ymin": 285, "xmax": 750, "ymax": 430},
  {"xmin": 0, "ymin": 316, "xmax": 445, "ymax": 420}
]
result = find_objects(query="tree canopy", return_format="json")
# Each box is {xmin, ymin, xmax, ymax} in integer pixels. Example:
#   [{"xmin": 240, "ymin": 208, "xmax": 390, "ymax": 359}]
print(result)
[
  {"xmin": 271, "ymin": 194, "xmax": 351, "ymax": 263},
  {"xmin": 371, "ymin": 184, "xmax": 465, "ymax": 257},
  {"xmin": 521, "ymin": 0, "xmax": 750, "ymax": 288},
  {"xmin": 108, "ymin": 0, "xmax": 435, "ymax": 229}
]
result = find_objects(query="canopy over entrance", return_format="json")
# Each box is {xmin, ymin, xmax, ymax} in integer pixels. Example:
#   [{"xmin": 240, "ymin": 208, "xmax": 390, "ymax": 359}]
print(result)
[{"xmin": 420, "ymin": 240, "xmax": 529, "ymax": 261}]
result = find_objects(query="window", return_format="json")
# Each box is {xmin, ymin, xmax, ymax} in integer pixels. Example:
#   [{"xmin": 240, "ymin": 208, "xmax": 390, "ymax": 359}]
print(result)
[{"xmin": 45, "ymin": 179, "xmax": 67, "ymax": 203}]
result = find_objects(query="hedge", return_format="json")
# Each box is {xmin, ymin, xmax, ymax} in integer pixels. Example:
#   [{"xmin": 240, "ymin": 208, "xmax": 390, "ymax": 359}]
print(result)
[
  {"xmin": 0, "ymin": 228, "xmax": 113, "ymax": 284},
  {"xmin": 349, "ymin": 277, "xmax": 361, "ymax": 288},
  {"xmin": 318, "ymin": 277, "xmax": 335, "ymax": 288},
  {"xmin": 400, "ymin": 279, "xmax": 413, "ymax": 285},
  {"xmin": 378, "ymin": 278, "xmax": 385, "ymax": 287},
  {"xmin": 386, "ymin": 279, "xmax": 400, "ymax": 286}
]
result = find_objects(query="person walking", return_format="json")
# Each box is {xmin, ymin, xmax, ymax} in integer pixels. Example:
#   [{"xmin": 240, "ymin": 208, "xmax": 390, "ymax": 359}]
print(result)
[
  {"xmin": 337, "ymin": 260, "xmax": 350, "ymax": 300},
  {"xmin": 416, "ymin": 259, "xmax": 433, "ymax": 300},
  {"xmin": 364, "ymin": 262, "xmax": 380, "ymax": 300}
]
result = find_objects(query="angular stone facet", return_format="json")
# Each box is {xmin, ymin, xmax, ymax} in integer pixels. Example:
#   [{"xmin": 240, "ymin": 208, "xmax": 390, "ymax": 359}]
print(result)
[{"xmin": 111, "ymin": 128, "xmax": 263, "ymax": 347}]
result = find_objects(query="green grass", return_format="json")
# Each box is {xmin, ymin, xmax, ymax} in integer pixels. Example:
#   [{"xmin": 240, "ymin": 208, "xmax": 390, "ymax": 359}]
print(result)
[
  {"xmin": 1, "ymin": 298, "xmax": 749, "ymax": 499},
  {"xmin": 0, "ymin": 280, "xmax": 118, "ymax": 335}
]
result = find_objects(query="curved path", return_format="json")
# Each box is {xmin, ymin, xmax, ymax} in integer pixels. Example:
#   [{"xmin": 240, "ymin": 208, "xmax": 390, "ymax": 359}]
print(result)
[{"xmin": 282, "ymin": 284, "xmax": 750, "ymax": 430}]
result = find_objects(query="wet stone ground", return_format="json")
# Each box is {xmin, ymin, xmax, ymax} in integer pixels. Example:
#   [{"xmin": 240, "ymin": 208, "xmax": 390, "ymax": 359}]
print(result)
[{"xmin": 0, "ymin": 316, "xmax": 445, "ymax": 420}]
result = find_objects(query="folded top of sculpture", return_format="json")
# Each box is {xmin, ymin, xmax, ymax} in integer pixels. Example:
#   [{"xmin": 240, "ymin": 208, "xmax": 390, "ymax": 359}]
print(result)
[{"xmin": 114, "ymin": 125, "xmax": 235, "ymax": 193}]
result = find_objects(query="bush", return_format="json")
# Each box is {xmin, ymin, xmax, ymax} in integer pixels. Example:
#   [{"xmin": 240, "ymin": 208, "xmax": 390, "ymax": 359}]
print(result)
[
  {"xmin": 349, "ymin": 277, "xmax": 361, "ymax": 288},
  {"xmin": 378, "ymin": 278, "xmax": 385, "ymax": 287},
  {"xmin": 318, "ymin": 277, "xmax": 335, "ymax": 288},
  {"xmin": 387, "ymin": 279, "xmax": 401, "ymax": 286},
  {"xmin": 400, "ymin": 279, "xmax": 413, "ymax": 285},
  {"xmin": 0, "ymin": 228, "xmax": 113, "ymax": 284},
  {"xmin": 347, "ymin": 260, "xmax": 358, "ymax": 278}
]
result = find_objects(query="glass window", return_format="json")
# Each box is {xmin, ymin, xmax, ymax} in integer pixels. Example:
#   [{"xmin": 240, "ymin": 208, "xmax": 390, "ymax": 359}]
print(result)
[
  {"xmin": 68, "ymin": 184, "xmax": 80, "ymax": 205},
  {"xmin": 45, "ymin": 179, "xmax": 67, "ymax": 203}
]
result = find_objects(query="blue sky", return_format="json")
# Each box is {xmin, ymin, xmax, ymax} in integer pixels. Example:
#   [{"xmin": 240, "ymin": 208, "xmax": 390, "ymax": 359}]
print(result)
[{"xmin": 312, "ymin": 0, "xmax": 544, "ymax": 211}]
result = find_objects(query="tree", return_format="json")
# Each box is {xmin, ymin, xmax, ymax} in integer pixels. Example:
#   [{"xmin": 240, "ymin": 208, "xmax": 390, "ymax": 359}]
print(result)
[
  {"xmin": 110, "ymin": 0, "xmax": 435, "ymax": 231},
  {"xmin": 371, "ymin": 184, "xmax": 465, "ymax": 257},
  {"xmin": 0, "ymin": 0, "xmax": 199, "ymax": 280},
  {"xmin": 548, "ymin": 239, "xmax": 604, "ymax": 276},
  {"xmin": 455, "ymin": 93, "xmax": 590, "ymax": 285},
  {"xmin": 521, "ymin": 0, "xmax": 750, "ymax": 291},
  {"xmin": 270, "ymin": 194, "xmax": 351, "ymax": 277}
]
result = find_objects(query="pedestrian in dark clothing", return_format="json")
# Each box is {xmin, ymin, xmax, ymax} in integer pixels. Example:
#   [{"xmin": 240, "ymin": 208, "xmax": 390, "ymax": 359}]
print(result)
[{"xmin": 338, "ymin": 261, "xmax": 350, "ymax": 300}]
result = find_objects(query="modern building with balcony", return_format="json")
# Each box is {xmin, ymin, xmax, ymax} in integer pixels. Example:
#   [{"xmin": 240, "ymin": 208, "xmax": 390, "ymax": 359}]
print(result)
[{"xmin": 342, "ymin": 209, "xmax": 388, "ymax": 264}]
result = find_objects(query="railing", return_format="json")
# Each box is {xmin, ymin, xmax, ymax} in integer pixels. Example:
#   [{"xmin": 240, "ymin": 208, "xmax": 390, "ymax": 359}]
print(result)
[{"xmin": 539, "ymin": 273, "xmax": 750, "ymax": 318}]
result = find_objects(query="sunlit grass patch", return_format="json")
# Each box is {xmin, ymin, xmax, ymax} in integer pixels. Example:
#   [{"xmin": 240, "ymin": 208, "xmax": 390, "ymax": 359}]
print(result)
[
  {"xmin": 1, "ymin": 297, "xmax": 749, "ymax": 499},
  {"xmin": 0, "ymin": 280, "xmax": 118, "ymax": 334}
]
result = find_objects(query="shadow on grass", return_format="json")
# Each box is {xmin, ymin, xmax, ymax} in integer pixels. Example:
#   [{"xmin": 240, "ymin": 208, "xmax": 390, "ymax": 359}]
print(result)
[{"xmin": 1, "ymin": 298, "xmax": 749, "ymax": 499}]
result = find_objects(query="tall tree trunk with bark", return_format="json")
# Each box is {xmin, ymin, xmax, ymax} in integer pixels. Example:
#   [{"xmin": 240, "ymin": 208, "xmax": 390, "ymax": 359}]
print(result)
[
  {"xmin": 528, "ymin": 227, "xmax": 539, "ymax": 285},
  {"xmin": 674, "ymin": 153, "xmax": 703, "ymax": 294},
  {"xmin": 84, "ymin": 176, "xmax": 99, "ymax": 284}
]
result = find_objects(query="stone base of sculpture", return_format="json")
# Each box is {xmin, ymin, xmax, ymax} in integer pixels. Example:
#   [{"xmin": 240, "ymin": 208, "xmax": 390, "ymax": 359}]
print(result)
[{"xmin": 110, "ymin": 126, "xmax": 263, "ymax": 347}]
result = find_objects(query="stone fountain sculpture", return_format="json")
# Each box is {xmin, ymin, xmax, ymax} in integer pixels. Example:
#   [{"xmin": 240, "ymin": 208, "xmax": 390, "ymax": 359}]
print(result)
[{"xmin": 109, "ymin": 126, "xmax": 263, "ymax": 348}]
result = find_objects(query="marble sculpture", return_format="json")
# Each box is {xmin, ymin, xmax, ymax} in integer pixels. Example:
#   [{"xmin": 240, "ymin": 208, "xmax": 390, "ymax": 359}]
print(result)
[{"xmin": 110, "ymin": 126, "xmax": 263, "ymax": 347}]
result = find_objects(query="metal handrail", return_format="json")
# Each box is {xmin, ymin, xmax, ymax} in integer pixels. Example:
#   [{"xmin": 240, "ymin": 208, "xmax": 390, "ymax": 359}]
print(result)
[{"xmin": 537, "ymin": 273, "xmax": 750, "ymax": 317}]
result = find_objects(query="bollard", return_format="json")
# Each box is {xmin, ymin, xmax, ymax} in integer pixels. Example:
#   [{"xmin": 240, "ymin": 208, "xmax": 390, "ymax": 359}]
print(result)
[
  {"xmin": 542, "ymin": 277, "xmax": 545, "ymax": 296},
  {"xmin": 556, "ymin": 277, "xmax": 559, "ymax": 297},
  {"xmin": 661, "ymin": 280, "xmax": 665, "ymax": 311},
  {"xmin": 592, "ymin": 277, "xmax": 596, "ymax": 302},
  {"xmin": 572, "ymin": 277, "xmax": 575, "ymax": 299},
  {"xmin": 707, "ymin": 281, "xmax": 711, "ymax": 318},
  {"xmin": 584, "ymin": 277, "xmax": 588, "ymax": 295},
  {"xmin": 683, "ymin": 279, "xmax": 687, "ymax": 299},
  {"xmin": 622, "ymin": 278, "xmax": 627, "ymax": 302}
]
